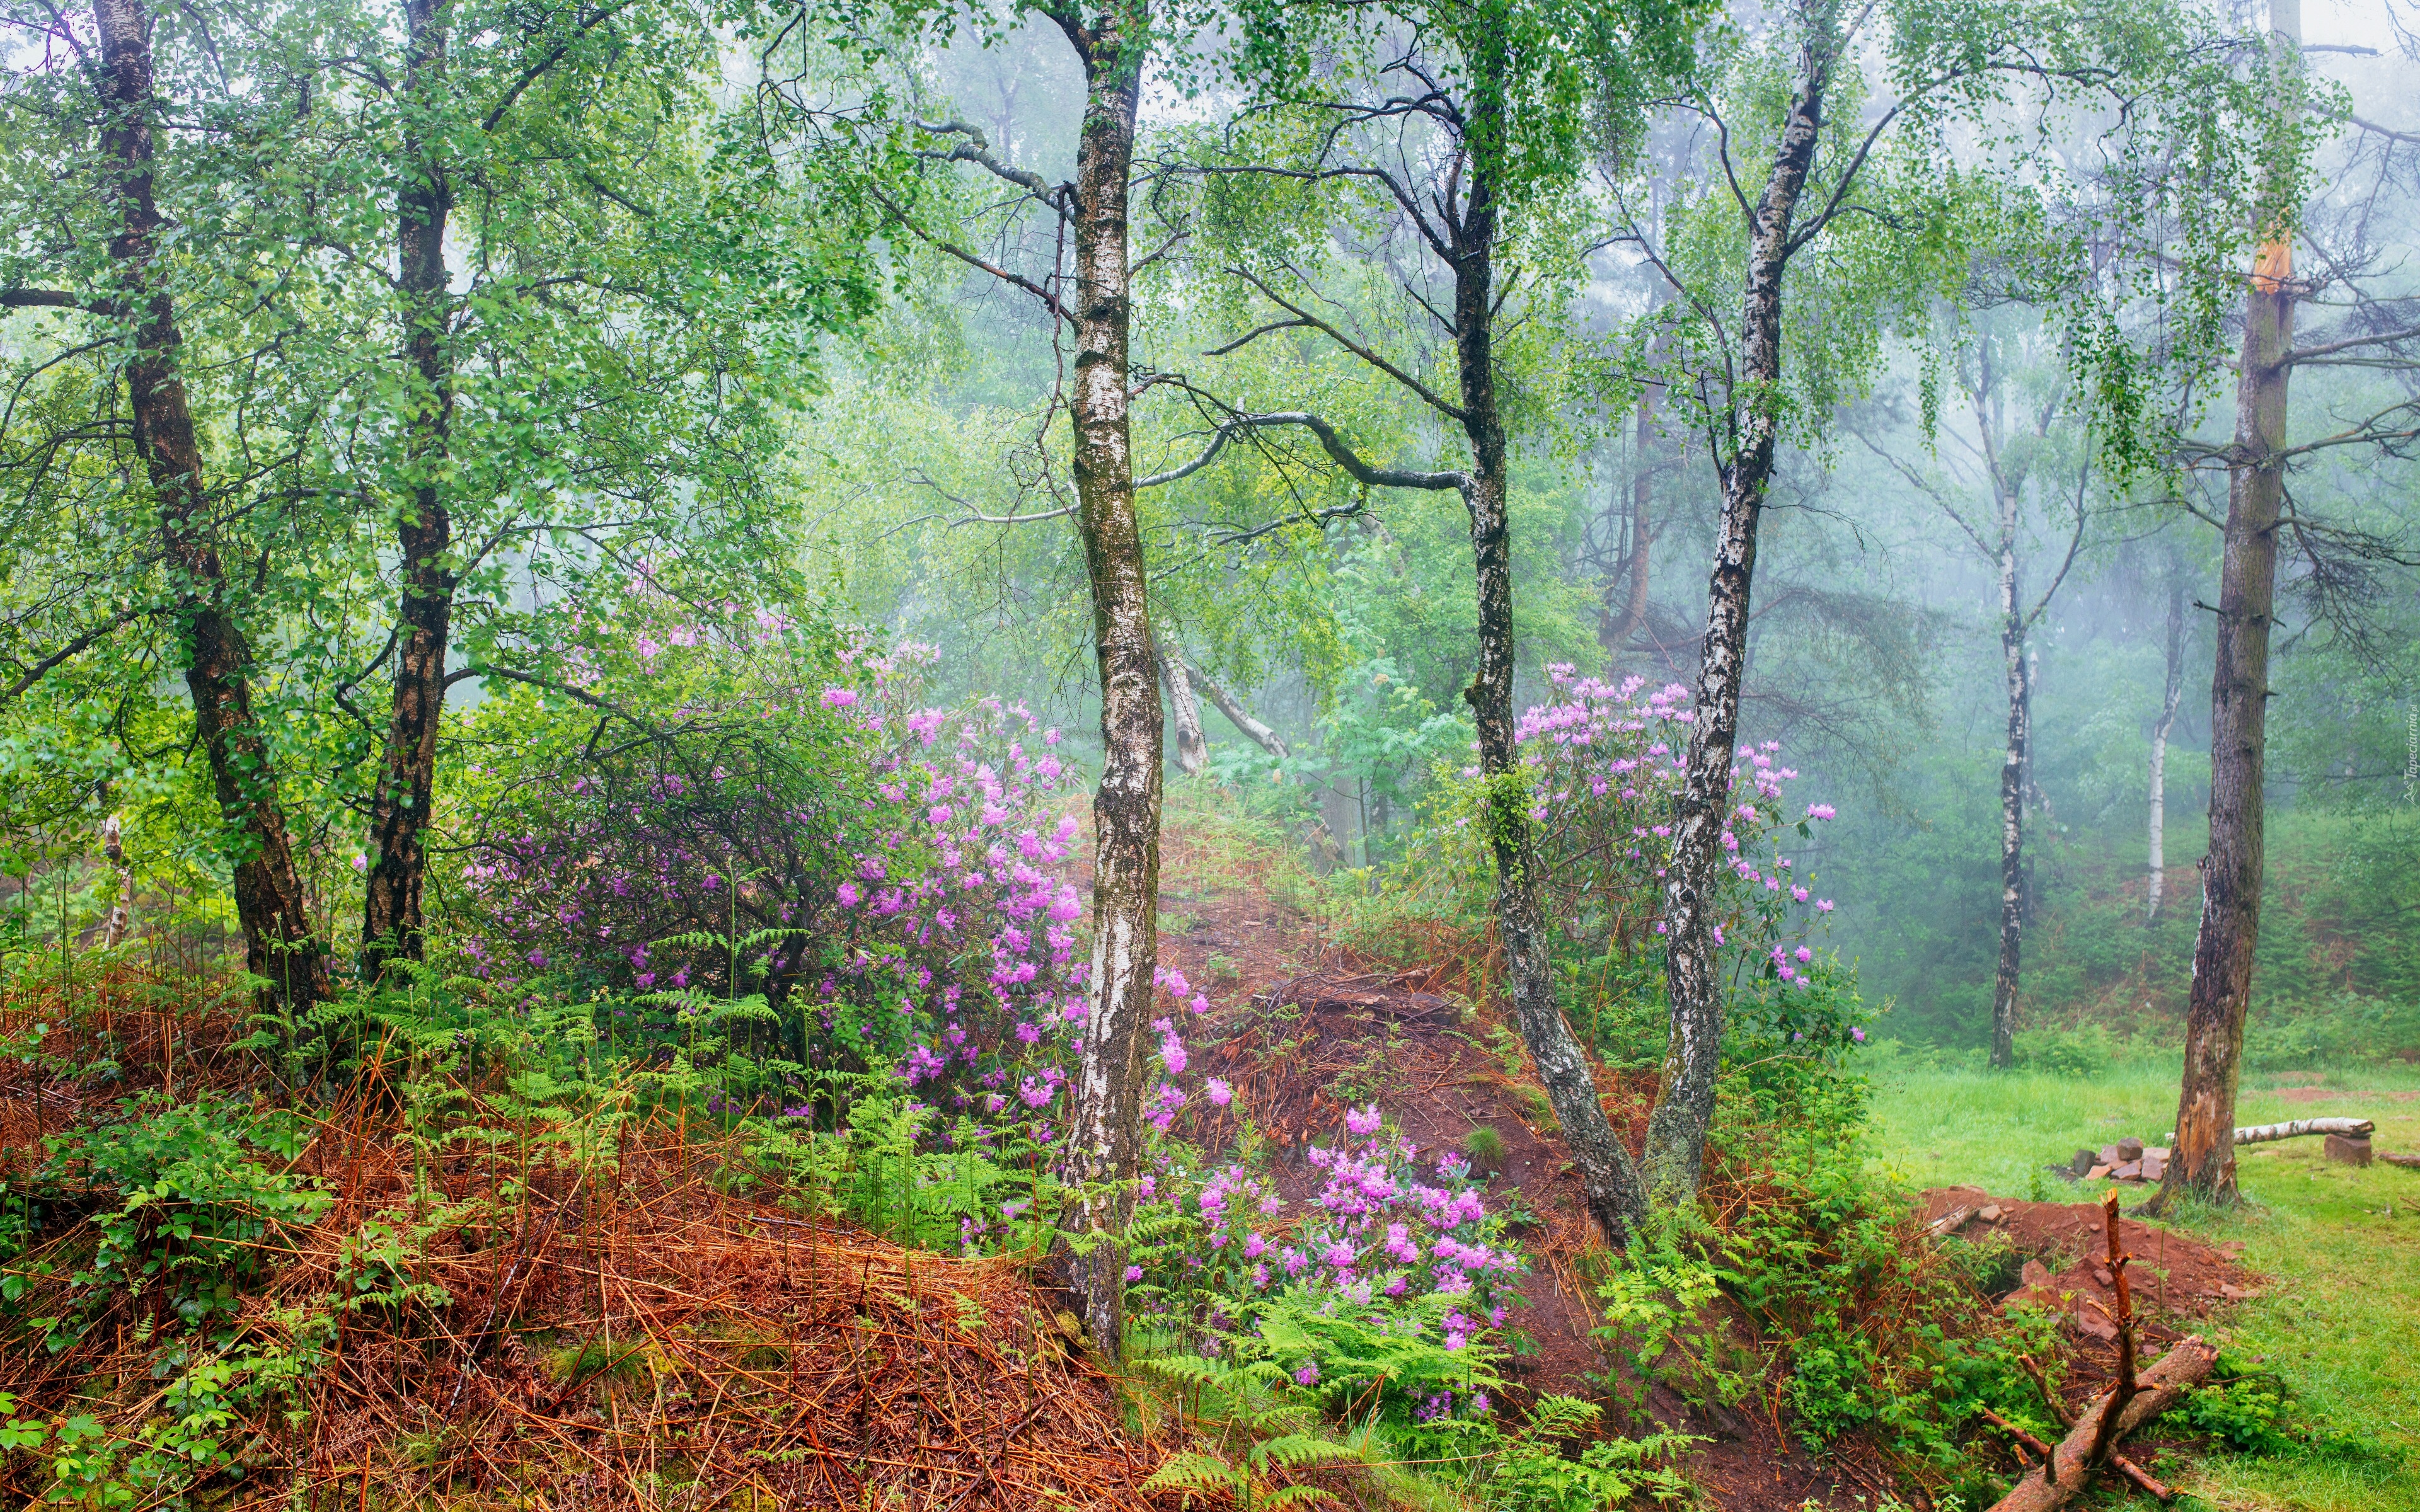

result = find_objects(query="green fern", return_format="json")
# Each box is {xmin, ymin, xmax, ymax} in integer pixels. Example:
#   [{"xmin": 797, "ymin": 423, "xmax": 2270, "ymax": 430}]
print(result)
[{"xmin": 1134, "ymin": 1354, "xmax": 1360, "ymax": 1509}]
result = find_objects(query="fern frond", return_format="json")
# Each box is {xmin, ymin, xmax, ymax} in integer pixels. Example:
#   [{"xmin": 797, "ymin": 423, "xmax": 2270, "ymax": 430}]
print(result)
[
  {"xmin": 1253, "ymin": 1434, "xmax": 1361, "ymax": 1472},
  {"xmin": 1141, "ymin": 1452, "xmax": 1238, "ymax": 1494},
  {"xmin": 1525, "ymin": 1393, "xmax": 1603, "ymax": 1439}
]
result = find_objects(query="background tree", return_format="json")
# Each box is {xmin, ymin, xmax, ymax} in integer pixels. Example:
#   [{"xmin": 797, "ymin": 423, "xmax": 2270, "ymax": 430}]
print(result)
[{"xmin": 1864, "ymin": 323, "xmax": 2096, "ymax": 1067}]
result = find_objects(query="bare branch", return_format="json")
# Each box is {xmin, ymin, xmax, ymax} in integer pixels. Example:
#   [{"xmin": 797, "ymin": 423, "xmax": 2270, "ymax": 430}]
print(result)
[{"xmin": 1137, "ymin": 410, "xmax": 1466, "ymax": 493}]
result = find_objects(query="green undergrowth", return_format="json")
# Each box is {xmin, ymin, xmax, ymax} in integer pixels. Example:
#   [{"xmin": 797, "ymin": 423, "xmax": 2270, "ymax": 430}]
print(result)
[{"xmin": 1868, "ymin": 1060, "xmax": 2420, "ymax": 1511}]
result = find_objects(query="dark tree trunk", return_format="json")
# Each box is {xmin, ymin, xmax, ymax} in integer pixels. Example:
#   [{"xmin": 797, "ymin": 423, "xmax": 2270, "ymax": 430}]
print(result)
[
  {"xmin": 93, "ymin": 0, "xmax": 328, "ymax": 1011},
  {"xmin": 2153, "ymin": 0, "xmax": 2301, "ymax": 1211},
  {"xmin": 1455, "ymin": 136, "xmax": 1648, "ymax": 1245},
  {"xmin": 1643, "ymin": 53, "xmax": 1826, "ymax": 1204},
  {"xmin": 361, "ymin": 0, "xmax": 457, "ymax": 974},
  {"xmin": 1051, "ymin": 4, "xmax": 1159, "ymax": 1360},
  {"xmin": 2146, "ymin": 558, "xmax": 2184, "ymax": 921},
  {"xmin": 2158, "ymin": 233, "xmax": 2293, "ymax": 1206}
]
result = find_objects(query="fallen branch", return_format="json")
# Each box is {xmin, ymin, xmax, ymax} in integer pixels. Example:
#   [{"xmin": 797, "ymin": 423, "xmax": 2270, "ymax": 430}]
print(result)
[
  {"xmin": 1984, "ymin": 1337, "xmax": 2213, "ymax": 1510},
  {"xmin": 1986, "ymin": 1193, "xmax": 2215, "ymax": 1512},
  {"xmin": 2383, "ymin": 1152, "xmax": 2420, "ymax": 1171}
]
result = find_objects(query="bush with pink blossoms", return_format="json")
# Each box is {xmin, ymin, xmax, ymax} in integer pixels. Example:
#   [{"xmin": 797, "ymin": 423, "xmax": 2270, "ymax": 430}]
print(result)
[
  {"xmin": 447, "ymin": 598, "xmax": 1089, "ymax": 1121},
  {"xmin": 1124, "ymin": 1113, "xmax": 1529, "ymax": 1429},
  {"xmin": 1395, "ymin": 667, "xmax": 1869, "ymax": 1062}
]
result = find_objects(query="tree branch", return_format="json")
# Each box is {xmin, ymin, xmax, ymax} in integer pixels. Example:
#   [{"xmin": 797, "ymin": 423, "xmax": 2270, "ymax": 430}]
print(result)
[{"xmin": 1136, "ymin": 410, "xmax": 1466, "ymax": 493}]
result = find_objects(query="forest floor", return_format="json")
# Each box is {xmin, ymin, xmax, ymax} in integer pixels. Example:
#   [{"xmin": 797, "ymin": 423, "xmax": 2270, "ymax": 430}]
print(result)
[{"xmin": 1869, "ymin": 1055, "xmax": 2420, "ymax": 1511}]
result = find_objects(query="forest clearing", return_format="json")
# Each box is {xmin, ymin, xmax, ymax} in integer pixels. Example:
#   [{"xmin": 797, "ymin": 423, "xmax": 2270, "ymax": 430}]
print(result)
[{"xmin": 3, "ymin": 0, "xmax": 2417, "ymax": 1504}]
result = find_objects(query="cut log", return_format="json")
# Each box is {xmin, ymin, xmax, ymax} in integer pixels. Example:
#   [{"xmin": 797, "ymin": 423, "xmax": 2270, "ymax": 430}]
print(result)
[
  {"xmin": 2382, "ymin": 1152, "xmax": 2420, "ymax": 1171},
  {"xmin": 1924, "ymin": 1204, "xmax": 1978, "ymax": 1240},
  {"xmin": 1984, "ymin": 1334, "xmax": 2218, "ymax": 1511}
]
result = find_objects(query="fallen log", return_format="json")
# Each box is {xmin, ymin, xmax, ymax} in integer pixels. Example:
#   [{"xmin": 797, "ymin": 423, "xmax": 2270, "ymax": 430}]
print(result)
[
  {"xmin": 1986, "ymin": 1191, "xmax": 2221, "ymax": 1512},
  {"xmin": 2160, "ymin": 1117, "xmax": 2374, "ymax": 1145},
  {"xmin": 2383, "ymin": 1152, "xmax": 2420, "ymax": 1171}
]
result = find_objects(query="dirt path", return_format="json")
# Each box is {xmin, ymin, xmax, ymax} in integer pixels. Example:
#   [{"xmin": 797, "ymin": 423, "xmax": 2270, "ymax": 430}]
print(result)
[{"xmin": 1151, "ymin": 828, "xmax": 1930, "ymax": 1510}]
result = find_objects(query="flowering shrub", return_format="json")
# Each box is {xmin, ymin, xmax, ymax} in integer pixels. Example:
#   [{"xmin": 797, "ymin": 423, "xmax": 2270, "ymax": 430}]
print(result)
[
  {"xmin": 449, "ymin": 599, "xmax": 1088, "ymax": 1122},
  {"xmin": 1131, "ymin": 1113, "xmax": 1530, "ymax": 1427},
  {"xmin": 1409, "ymin": 668, "xmax": 1865, "ymax": 1057}
]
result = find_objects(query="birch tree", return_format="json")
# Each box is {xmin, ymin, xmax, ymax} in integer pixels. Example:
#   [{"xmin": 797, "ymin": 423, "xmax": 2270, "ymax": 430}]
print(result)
[
  {"xmin": 1182, "ymin": 0, "xmax": 1700, "ymax": 1244},
  {"xmin": 1867, "ymin": 329, "xmax": 2094, "ymax": 1068},
  {"xmin": 781, "ymin": 0, "xmax": 1169, "ymax": 1354},
  {"xmin": 1612, "ymin": 0, "xmax": 2261, "ymax": 1201}
]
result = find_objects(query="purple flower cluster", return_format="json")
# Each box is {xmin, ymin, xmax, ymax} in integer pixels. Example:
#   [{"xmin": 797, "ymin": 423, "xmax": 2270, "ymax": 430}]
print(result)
[
  {"xmin": 1516, "ymin": 667, "xmax": 1840, "ymax": 978},
  {"xmin": 1176, "ymin": 1120, "xmax": 1526, "ymax": 1329}
]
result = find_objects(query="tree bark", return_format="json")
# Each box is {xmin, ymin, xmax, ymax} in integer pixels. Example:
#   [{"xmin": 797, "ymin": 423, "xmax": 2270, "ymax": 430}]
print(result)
[
  {"xmin": 1455, "ymin": 99, "xmax": 1648, "ymax": 1247},
  {"xmin": 1050, "ymin": 2, "xmax": 1159, "ymax": 1361},
  {"xmin": 100, "ymin": 814, "xmax": 133, "ymax": 948},
  {"xmin": 2155, "ymin": 0, "xmax": 2298, "ymax": 1210},
  {"xmin": 1644, "ymin": 39, "xmax": 1826, "ymax": 1205},
  {"xmin": 1990, "ymin": 478, "xmax": 2027, "ymax": 1069},
  {"xmin": 1156, "ymin": 637, "xmax": 1207, "ymax": 776},
  {"xmin": 2147, "ymin": 557, "xmax": 2183, "ymax": 920},
  {"xmin": 92, "ymin": 0, "xmax": 328, "ymax": 1011},
  {"xmin": 361, "ymin": 0, "xmax": 458, "ymax": 975}
]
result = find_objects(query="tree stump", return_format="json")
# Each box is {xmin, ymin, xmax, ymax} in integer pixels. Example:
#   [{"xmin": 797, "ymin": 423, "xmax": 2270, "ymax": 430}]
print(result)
[{"xmin": 2324, "ymin": 1134, "xmax": 2373, "ymax": 1167}]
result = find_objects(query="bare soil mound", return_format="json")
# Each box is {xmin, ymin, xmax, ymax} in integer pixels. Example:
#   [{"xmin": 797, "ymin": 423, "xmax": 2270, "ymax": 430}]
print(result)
[{"xmin": 1920, "ymin": 1187, "xmax": 2260, "ymax": 1409}]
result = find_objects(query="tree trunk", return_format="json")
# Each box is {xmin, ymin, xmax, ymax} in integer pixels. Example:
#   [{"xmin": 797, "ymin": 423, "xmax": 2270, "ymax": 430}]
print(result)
[
  {"xmin": 361, "ymin": 0, "xmax": 457, "ymax": 975},
  {"xmin": 1598, "ymin": 380, "xmax": 1656, "ymax": 657},
  {"xmin": 93, "ymin": 0, "xmax": 328, "ymax": 1011},
  {"xmin": 1157, "ymin": 637, "xmax": 1207, "ymax": 777},
  {"xmin": 1051, "ymin": 6, "xmax": 1158, "ymax": 1361},
  {"xmin": 2155, "ymin": 0, "xmax": 2298, "ymax": 1210},
  {"xmin": 1189, "ymin": 665, "xmax": 1289, "ymax": 760},
  {"xmin": 2147, "ymin": 559, "xmax": 2183, "ymax": 920},
  {"xmin": 1453, "ymin": 123, "xmax": 1648, "ymax": 1247},
  {"xmin": 1991, "ymin": 518, "xmax": 2027, "ymax": 1068},
  {"xmin": 1644, "ymin": 46, "xmax": 1826, "ymax": 1205},
  {"xmin": 100, "ymin": 814, "xmax": 133, "ymax": 948}
]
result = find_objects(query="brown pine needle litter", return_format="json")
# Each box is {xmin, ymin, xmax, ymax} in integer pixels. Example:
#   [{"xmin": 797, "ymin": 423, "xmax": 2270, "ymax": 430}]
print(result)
[{"xmin": 0, "ymin": 988, "xmax": 1180, "ymax": 1508}]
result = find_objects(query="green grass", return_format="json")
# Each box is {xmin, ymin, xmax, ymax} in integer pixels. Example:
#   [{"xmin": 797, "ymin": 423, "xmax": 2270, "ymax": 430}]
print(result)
[{"xmin": 1864, "ymin": 1047, "xmax": 2420, "ymax": 1511}]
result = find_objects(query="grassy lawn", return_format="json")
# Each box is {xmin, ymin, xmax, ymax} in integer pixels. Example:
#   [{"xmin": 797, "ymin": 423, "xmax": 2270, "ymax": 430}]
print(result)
[{"xmin": 1864, "ymin": 1048, "xmax": 2420, "ymax": 1510}]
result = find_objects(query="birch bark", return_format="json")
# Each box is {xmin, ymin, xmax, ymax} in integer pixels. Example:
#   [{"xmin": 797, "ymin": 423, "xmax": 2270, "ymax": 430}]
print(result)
[
  {"xmin": 1643, "ymin": 37, "xmax": 1826, "ymax": 1202},
  {"xmin": 1157, "ymin": 638, "xmax": 1207, "ymax": 776},
  {"xmin": 1049, "ymin": 0, "xmax": 1161, "ymax": 1358},
  {"xmin": 2146, "ymin": 561, "xmax": 2184, "ymax": 920}
]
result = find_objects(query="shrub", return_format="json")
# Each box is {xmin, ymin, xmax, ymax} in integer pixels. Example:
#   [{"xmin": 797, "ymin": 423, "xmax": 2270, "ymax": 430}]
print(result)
[{"xmin": 21, "ymin": 1093, "xmax": 331, "ymax": 1344}]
